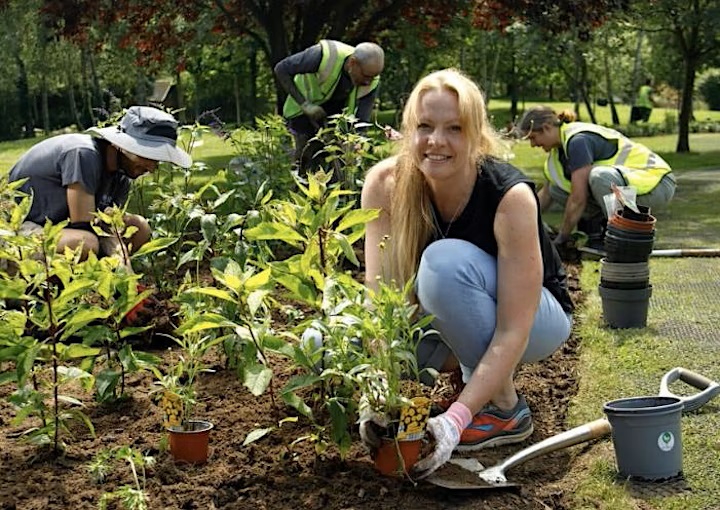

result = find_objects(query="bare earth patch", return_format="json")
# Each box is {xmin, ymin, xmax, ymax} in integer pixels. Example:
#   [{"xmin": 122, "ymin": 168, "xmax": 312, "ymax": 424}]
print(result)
[{"xmin": 0, "ymin": 266, "xmax": 587, "ymax": 510}]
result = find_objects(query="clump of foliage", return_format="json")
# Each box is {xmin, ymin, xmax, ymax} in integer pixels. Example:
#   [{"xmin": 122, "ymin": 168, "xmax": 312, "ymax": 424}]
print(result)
[{"xmin": 89, "ymin": 445, "xmax": 154, "ymax": 510}]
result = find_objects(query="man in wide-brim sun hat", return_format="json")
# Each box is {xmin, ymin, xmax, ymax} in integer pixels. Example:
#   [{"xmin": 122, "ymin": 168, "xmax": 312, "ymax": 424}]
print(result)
[{"xmin": 9, "ymin": 106, "xmax": 191, "ymax": 264}]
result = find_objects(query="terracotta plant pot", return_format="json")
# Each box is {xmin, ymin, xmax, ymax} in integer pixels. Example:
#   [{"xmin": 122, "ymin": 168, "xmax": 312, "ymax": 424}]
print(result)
[
  {"xmin": 168, "ymin": 420, "xmax": 213, "ymax": 464},
  {"xmin": 374, "ymin": 437, "xmax": 423, "ymax": 477},
  {"xmin": 609, "ymin": 213, "xmax": 656, "ymax": 233},
  {"xmin": 373, "ymin": 396, "xmax": 431, "ymax": 477}
]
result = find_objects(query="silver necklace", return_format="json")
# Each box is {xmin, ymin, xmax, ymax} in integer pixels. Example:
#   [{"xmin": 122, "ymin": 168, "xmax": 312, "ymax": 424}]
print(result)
[{"xmin": 432, "ymin": 195, "xmax": 469, "ymax": 239}]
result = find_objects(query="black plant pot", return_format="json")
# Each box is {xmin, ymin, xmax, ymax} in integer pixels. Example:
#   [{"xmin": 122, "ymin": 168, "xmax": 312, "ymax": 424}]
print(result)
[
  {"xmin": 600, "ymin": 278, "xmax": 651, "ymax": 290},
  {"xmin": 604, "ymin": 232, "xmax": 655, "ymax": 263},
  {"xmin": 606, "ymin": 224, "xmax": 655, "ymax": 241},
  {"xmin": 619, "ymin": 204, "xmax": 652, "ymax": 222}
]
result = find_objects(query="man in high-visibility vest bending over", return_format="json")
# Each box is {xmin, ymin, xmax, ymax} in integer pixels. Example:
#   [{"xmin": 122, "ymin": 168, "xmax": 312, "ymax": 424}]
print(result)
[
  {"xmin": 515, "ymin": 105, "xmax": 676, "ymax": 251},
  {"xmin": 274, "ymin": 40, "xmax": 384, "ymax": 173}
]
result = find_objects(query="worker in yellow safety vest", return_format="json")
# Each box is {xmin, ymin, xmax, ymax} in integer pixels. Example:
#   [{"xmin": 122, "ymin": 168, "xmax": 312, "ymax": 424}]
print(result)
[
  {"xmin": 274, "ymin": 40, "xmax": 384, "ymax": 172},
  {"xmin": 515, "ymin": 106, "xmax": 676, "ymax": 249},
  {"xmin": 631, "ymin": 78, "xmax": 655, "ymax": 123}
]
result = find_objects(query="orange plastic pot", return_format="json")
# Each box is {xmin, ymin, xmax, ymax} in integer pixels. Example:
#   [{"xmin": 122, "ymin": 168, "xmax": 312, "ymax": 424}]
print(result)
[
  {"xmin": 609, "ymin": 213, "xmax": 656, "ymax": 233},
  {"xmin": 168, "ymin": 420, "xmax": 213, "ymax": 464},
  {"xmin": 373, "ymin": 437, "xmax": 422, "ymax": 477}
]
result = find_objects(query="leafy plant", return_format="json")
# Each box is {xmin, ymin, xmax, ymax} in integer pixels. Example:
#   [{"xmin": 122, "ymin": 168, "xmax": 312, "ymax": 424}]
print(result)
[
  {"xmin": 151, "ymin": 327, "xmax": 223, "ymax": 430},
  {"xmin": 245, "ymin": 170, "xmax": 379, "ymax": 309},
  {"xmin": 0, "ymin": 219, "xmax": 100, "ymax": 454},
  {"xmin": 308, "ymin": 113, "xmax": 383, "ymax": 192},
  {"xmin": 89, "ymin": 445, "xmax": 154, "ymax": 510},
  {"xmin": 177, "ymin": 260, "xmax": 287, "ymax": 408},
  {"xmin": 351, "ymin": 278, "xmax": 434, "ymax": 433}
]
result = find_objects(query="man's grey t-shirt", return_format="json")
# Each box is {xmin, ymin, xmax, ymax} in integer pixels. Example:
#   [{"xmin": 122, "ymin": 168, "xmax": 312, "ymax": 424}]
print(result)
[{"xmin": 9, "ymin": 134, "xmax": 131, "ymax": 225}]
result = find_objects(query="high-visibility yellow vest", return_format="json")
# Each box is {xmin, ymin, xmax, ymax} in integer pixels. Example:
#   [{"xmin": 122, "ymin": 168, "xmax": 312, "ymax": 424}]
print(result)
[
  {"xmin": 544, "ymin": 122, "xmax": 671, "ymax": 194},
  {"xmin": 636, "ymin": 85, "xmax": 653, "ymax": 108},
  {"xmin": 282, "ymin": 40, "xmax": 380, "ymax": 119}
]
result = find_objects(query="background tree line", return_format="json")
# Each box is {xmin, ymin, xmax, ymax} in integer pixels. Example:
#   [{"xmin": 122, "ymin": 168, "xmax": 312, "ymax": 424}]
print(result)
[{"xmin": 0, "ymin": 0, "xmax": 718, "ymax": 152}]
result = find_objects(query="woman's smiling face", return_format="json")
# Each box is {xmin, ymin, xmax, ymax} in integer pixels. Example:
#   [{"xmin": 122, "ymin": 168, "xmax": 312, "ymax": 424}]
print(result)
[{"xmin": 413, "ymin": 88, "xmax": 469, "ymax": 180}]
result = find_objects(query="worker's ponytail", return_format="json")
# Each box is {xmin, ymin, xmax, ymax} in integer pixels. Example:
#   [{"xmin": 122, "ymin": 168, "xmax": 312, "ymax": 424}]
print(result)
[{"xmin": 557, "ymin": 110, "xmax": 576, "ymax": 124}]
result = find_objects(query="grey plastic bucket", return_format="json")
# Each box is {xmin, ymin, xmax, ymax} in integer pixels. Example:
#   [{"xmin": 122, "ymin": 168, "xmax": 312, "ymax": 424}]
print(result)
[
  {"xmin": 598, "ymin": 284, "xmax": 652, "ymax": 328},
  {"xmin": 603, "ymin": 396, "xmax": 683, "ymax": 480}
]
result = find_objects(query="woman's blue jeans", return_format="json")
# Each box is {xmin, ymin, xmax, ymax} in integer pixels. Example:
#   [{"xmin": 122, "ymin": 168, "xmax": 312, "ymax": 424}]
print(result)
[{"xmin": 415, "ymin": 239, "xmax": 572, "ymax": 384}]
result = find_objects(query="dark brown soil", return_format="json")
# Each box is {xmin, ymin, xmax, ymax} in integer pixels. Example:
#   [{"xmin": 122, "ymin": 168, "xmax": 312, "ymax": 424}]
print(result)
[{"xmin": 0, "ymin": 266, "xmax": 588, "ymax": 510}]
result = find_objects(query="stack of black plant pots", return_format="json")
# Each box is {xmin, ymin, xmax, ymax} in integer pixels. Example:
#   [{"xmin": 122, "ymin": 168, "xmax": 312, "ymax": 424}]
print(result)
[{"xmin": 599, "ymin": 205, "xmax": 655, "ymax": 328}]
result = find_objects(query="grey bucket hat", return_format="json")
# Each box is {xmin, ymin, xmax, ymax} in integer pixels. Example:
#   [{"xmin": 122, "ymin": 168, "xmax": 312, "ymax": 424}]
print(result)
[{"xmin": 87, "ymin": 106, "xmax": 192, "ymax": 168}]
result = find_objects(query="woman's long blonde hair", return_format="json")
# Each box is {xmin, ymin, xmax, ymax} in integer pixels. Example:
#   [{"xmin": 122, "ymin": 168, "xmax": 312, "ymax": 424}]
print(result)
[{"xmin": 389, "ymin": 68, "xmax": 504, "ymax": 288}]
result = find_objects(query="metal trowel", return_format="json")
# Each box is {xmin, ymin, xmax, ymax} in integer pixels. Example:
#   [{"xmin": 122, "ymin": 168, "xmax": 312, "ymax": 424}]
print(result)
[{"xmin": 426, "ymin": 418, "xmax": 612, "ymax": 490}]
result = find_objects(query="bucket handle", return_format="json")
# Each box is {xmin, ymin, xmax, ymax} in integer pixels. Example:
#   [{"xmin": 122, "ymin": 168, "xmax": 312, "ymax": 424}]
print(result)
[{"xmin": 659, "ymin": 367, "xmax": 720, "ymax": 413}]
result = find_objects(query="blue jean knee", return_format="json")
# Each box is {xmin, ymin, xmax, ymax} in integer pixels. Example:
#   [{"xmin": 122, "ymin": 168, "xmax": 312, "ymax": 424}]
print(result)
[{"xmin": 416, "ymin": 239, "xmax": 572, "ymax": 373}]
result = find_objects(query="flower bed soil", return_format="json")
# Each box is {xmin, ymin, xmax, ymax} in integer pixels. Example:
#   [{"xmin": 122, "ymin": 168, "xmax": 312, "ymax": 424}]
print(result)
[{"xmin": 0, "ymin": 266, "xmax": 587, "ymax": 510}]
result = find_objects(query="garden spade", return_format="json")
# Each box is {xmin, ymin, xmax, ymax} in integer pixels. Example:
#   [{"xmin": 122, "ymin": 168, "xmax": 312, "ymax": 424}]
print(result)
[{"xmin": 425, "ymin": 418, "xmax": 611, "ymax": 490}]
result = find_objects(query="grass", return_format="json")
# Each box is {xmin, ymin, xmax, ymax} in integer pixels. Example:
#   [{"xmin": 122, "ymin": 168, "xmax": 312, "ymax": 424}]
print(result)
[
  {"xmin": 2, "ymin": 105, "xmax": 720, "ymax": 509},
  {"xmin": 566, "ymin": 258, "xmax": 720, "ymax": 509},
  {"xmin": 485, "ymin": 99, "xmax": 720, "ymax": 129}
]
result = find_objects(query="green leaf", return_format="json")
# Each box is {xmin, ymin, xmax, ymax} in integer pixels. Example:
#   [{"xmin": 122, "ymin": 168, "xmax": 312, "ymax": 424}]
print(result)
[
  {"xmin": 263, "ymin": 336, "xmax": 295, "ymax": 357},
  {"xmin": 175, "ymin": 313, "xmax": 237, "ymax": 335},
  {"xmin": 272, "ymin": 273, "xmax": 317, "ymax": 306},
  {"xmin": 0, "ymin": 279, "xmax": 26, "ymax": 299},
  {"xmin": 243, "ymin": 364, "xmax": 273, "ymax": 396},
  {"xmin": 247, "ymin": 290, "xmax": 269, "ymax": 316},
  {"xmin": 119, "ymin": 325, "xmax": 153, "ymax": 338},
  {"xmin": 244, "ymin": 222, "xmax": 305, "ymax": 245},
  {"xmin": 61, "ymin": 307, "xmax": 112, "ymax": 341},
  {"xmin": 242, "ymin": 427, "xmax": 274, "ymax": 446},
  {"xmin": 213, "ymin": 190, "xmax": 235, "ymax": 209},
  {"xmin": 281, "ymin": 391, "xmax": 313, "ymax": 418},
  {"xmin": 184, "ymin": 287, "xmax": 236, "ymax": 302},
  {"xmin": 132, "ymin": 237, "xmax": 178, "ymax": 258},
  {"xmin": 328, "ymin": 399, "xmax": 350, "ymax": 446},
  {"xmin": 95, "ymin": 369, "xmax": 120, "ymax": 402},
  {"xmin": 62, "ymin": 344, "xmax": 101, "ymax": 359},
  {"xmin": 177, "ymin": 247, "xmax": 197, "ymax": 268},
  {"xmin": 57, "ymin": 395, "xmax": 84, "ymax": 407},
  {"xmin": 332, "ymin": 233, "xmax": 359, "ymax": 266},
  {"xmin": 282, "ymin": 373, "xmax": 323, "ymax": 393},
  {"xmin": 245, "ymin": 268, "xmax": 271, "ymax": 290},
  {"xmin": 200, "ymin": 213, "xmax": 218, "ymax": 242}
]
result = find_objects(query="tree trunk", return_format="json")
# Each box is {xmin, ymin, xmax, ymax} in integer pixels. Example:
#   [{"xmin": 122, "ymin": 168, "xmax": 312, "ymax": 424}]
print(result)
[
  {"xmin": 578, "ymin": 51, "xmax": 597, "ymax": 124},
  {"xmin": 66, "ymin": 61, "xmax": 82, "ymax": 129},
  {"xmin": 629, "ymin": 31, "xmax": 644, "ymax": 123},
  {"xmin": 41, "ymin": 75, "xmax": 50, "ymax": 135},
  {"xmin": 87, "ymin": 50, "xmax": 102, "ymax": 111},
  {"xmin": 175, "ymin": 69, "xmax": 186, "ymax": 123},
  {"xmin": 509, "ymin": 51, "xmax": 519, "ymax": 125},
  {"xmin": 67, "ymin": 84, "xmax": 81, "ymax": 129},
  {"xmin": 676, "ymin": 55, "xmax": 697, "ymax": 153},
  {"xmin": 234, "ymin": 73, "xmax": 241, "ymax": 125},
  {"xmin": 80, "ymin": 47, "xmax": 96, "ymax": 125},
  {"xmin": 603, "ymin": 51, "xmax": 620, "ymax": 125},
  {"xmin": 135, "ymin": 72, "xmax": 149, "ymax": 105},
  {"xmin": 249, "ymin": 43, "xmax": 258, "ymax": 126},
  {"xmin": 15, "ymin": 53, "xmax": 34, "ymax": 138}
]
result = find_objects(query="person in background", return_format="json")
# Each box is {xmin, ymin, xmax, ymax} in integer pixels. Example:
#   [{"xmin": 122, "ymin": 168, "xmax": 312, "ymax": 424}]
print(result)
[
  {"xmin": 8, "ymin": 106, "xmax": 191, "ymax": 266},
  {"xmin": 631, "ymin": 78, "xmax": 655, "ymax": 123},
  {"xmin": 359, "ymin": 68, "xmax": 574, "ymax": 478},
  {"xmin": 515, "ymin": 106, "xmax": 675, "ymax": 250},
  {"xmin": 274, "ymin": 40, "xmax": 384, "ymax": 173}
]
